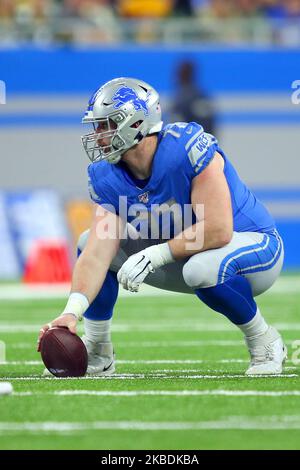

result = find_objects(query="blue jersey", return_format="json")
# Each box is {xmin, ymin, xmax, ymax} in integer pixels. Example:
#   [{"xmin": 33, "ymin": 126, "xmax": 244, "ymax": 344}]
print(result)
[{"xmin": 87, "ymin": 122, "xmax": 275, "ymax": 239}]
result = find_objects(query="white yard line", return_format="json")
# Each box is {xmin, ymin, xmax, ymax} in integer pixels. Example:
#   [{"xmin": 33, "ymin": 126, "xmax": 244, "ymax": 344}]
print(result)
[
  {"xmin": 7, "ymin": 340, "xmax": 246, "ymax": 347},
  {"xmin": 11, "ymin": 389, "xmax": 300, "ymax": 397},
  {"xmin": 2, "ymin": 322, "xmax": 300, "ymax": 333},
  {"xmin": 0, "ymin": 359, "xmax": 249, "ymax": 366},
  {"xmin": 5, "ymin": 339, "xmax": 299, "ymax": 352},
  {"xmin": 9, "ymin": 343, "xmax": 33, "ymax": 349},
  {"xmin": 1, "ymin": 361, "xmax": 43, "ymax": 365},
  {"xmin": 68, "ymin": 339, "xmax": 299, "ymax": 347},
  {"xmin": 0, "ymin": 361, "xmax": 297, "ymax": 372},
  {"xmin": 0, "ymin": 276, "xmax": 299, "ymax": 300},
  {"xmin": 0, "ymin": 373, "xmax": 297, "ymax": 380},
  {"xmin": 1, "ymin": 416, "xmax": 300, "ymax": 432},
  {"xmin": 32, "ymin": 339, "xmax": 297, "ymax": 347},
  {"xmin": 0, "ymin": 323, "xmax": 232, "ymax": 333}
]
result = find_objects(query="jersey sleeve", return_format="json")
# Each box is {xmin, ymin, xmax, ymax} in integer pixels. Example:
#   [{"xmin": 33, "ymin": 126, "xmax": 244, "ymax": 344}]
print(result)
[
  {"xmin": 182, "ymin": 122, "xmax": 219, "ymax": 179},
  {"xmin": 87, "ymin": 164, "xmax": 118, "ymax": 214}
]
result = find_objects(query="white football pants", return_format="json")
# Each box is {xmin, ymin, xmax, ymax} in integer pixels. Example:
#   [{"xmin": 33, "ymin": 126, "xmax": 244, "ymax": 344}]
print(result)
[{"xmin": 78, "ymin": 224, "xmax": 284, "ymax": 297}]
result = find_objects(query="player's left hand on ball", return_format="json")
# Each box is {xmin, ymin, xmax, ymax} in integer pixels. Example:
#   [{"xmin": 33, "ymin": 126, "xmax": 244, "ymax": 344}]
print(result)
[
  {"xmin": 117, "ymin": 250, "xmax": 155, "ymax": 292},
  {"xmin": 37, "ymin": 313, "xmax": 78, "ymax": 352}
]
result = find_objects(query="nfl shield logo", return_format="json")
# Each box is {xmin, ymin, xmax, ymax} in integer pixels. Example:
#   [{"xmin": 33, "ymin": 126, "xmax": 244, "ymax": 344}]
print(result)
[{"xmin": 138, "ymin": 191, "xmax": 149, "ymax": 203}]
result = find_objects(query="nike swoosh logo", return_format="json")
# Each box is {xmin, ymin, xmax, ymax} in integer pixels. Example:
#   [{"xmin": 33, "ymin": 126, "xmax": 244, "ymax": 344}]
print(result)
[{"xmin": 103, "ymin": 361, "xmax": 114, "ymax": 372}]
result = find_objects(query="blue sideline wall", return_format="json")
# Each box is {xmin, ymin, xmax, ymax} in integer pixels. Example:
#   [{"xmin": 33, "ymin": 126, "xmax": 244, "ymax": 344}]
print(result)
[
  {"xmin": 1, "ymin": 46, "xmax": 300, "ymax": 94},
  {"xmin": 0, "ymin": 46, "xmax": 299, "ymax": 269}
]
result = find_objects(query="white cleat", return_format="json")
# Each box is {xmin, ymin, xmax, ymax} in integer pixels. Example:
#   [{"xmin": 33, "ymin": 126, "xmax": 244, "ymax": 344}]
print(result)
[
  {"xmin": 81, "ymin": 337, "xmax": 115, "ymax": 377},
  {"xmin": 245, "ymin": 326, "xmax": 287, "ymax": 376}
]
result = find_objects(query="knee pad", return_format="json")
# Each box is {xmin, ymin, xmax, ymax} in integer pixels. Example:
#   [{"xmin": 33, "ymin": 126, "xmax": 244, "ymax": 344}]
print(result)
[{"xmin": 182, "ymin": 255, "xmax": 219, "ymax": 289}]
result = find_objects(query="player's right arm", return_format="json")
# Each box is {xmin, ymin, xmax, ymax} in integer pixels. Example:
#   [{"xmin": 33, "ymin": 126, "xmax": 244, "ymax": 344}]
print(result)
[
  {"xmin": 37, "ymin": 204, "xmax": 122, "ymax": 350},
  {"xmin": 70, "ymin": 204, "xmax": 122, "ymax": 302}
]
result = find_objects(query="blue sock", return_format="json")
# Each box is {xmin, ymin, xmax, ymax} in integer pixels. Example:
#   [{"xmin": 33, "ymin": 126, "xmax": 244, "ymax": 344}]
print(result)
[
  {"xmin": 84, "ymin": 270, "xmax": 119, "ymax": 321},
  {"xmin": 195, "ymin": 275, "xmax": 257, "ymax": 325},
  {"xmin": 77, "ymin": 248, "xmax": 119, "ymax": 321}
]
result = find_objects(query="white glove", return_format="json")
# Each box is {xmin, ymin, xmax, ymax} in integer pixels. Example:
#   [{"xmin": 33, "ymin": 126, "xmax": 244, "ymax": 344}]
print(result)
[{"xmin": 117, "ymin": 243, "xmax": 174, "ymax": 292}]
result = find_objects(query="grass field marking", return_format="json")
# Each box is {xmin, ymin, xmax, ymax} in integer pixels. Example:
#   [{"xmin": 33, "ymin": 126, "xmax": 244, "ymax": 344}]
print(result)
[
  {"xmin": 1, "ymin": 373, "xmax": 297, "ymax": 381},
  {"xmin": 11, "ymin": 389, "xmax": 300, "ymax": 398},
  {"xmin": 6, "ymin": 339, "xmax": 299, "ymax": 348},
  {"xmin": 0, "ymin": 276, "xmax": 299, "ymax": 299},
  {"xmin": 0, "ymin": 340, "xmax": 5, "ymax": 363},
  {"xmin": 8, "ymin": 340, "xmax": 245, "ymax": 347},
  {"xmin": 62, "ymin": 339, "xmax": 299, "ymax": 347},
  {"xmin": 291, "ymin": 340, "xmax": 300, "ymax": 366},
  {"xmin": 2, "ymin": 359, "xmax": 238, "ymax": 365},
  {"xmin": 1, "ymin": 359, "xmax": 297, "ymax": 366},
  {"xmin": 7, "ymin": 341, "xmax": 246, "ymax": 351},
  {"xmin": 0, "ymin": 323, "xmax": 233, "ymax": 333},
  {"xmin": 1, "ymin": 360, "xmax": 249, "ymax": 366},
  {"xmin": 91, "ymin": 340, "xmax": 246, "ymax": 347},
  {"xmin": 1, "ymin": 361, "xmax": 42, "ymax": 365},
  {"xmin": 0, "ymin": 359, "xmax": 298, "ymax": 372},
  {"xmin": 2, "ymin": 322, "xmax": 300, "ymax": 333},
  {"xmin": 113, "ymin": 359, "xmax": 251, "ymax": 364},
  {"xmin": 2, "ymin": 416, "xmax": 300, "ymax": 432},
  {"xmin": 9, "ymin": 343, "xmax": 34, "ymax": 349}
]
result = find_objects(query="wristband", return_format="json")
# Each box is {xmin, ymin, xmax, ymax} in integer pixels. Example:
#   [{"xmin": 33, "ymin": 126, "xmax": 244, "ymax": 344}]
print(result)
[{"xmin": 61, "ymin": 292, "xmax": 89, "ymax": 321}]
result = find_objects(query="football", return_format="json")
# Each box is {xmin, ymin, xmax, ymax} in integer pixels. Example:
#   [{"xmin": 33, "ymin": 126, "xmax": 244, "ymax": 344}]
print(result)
[{"xmin": 40, "ymin": 326, "xmax": 88, "ymax": 377}]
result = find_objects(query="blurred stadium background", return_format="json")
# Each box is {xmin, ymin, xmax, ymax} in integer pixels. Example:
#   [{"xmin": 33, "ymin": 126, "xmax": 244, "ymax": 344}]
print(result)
[
  {"xmin": 1, "ymin": 0, "xmax": 300, "ymax": 452},
  {"xmin": 0, "ymin": 0, "xmax": 299, "ymax": 281}
]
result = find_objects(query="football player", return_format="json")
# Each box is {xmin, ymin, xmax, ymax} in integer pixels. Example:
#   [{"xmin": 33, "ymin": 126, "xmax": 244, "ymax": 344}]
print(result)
[{"xmin": 38, "ymin": 77, "xmax": 286, "ymax": 376}]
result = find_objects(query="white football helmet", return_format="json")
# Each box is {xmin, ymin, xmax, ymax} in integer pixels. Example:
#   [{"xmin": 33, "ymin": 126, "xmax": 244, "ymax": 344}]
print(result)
[{"xmin": 81, "ymin": 77, "xmax": 163, "ymax": 164}]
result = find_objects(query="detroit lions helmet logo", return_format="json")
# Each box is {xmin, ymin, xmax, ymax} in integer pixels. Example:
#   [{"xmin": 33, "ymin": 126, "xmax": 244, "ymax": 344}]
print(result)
[{"xmin": 112, "ymin": 87, "xmax": 150, "ymax": 115}]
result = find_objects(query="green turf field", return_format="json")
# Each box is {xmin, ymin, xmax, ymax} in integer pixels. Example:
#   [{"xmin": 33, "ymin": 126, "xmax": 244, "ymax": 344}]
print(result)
[{"xmin": 0, "ymin": 288, "xmax": 300, "ymax": 450}]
